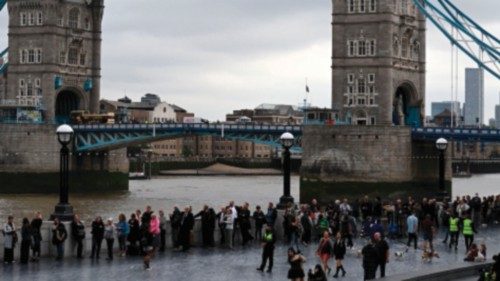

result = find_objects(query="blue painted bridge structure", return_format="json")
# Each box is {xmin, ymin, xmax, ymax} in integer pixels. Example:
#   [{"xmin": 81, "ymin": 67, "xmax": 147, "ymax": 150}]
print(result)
[{"xmin": 72, "ymin": 123, "xmax": 500, "ymax": 153}]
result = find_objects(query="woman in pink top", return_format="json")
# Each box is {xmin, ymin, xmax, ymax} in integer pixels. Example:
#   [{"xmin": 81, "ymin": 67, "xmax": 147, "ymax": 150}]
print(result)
[{"xmin": 149, "ymin": 214, "xmax": 161, "ymax": 252}]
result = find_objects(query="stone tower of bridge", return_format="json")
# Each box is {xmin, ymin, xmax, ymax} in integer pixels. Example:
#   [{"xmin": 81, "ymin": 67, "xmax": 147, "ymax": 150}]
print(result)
[
  {"xmin": 331, "ymin": 0, "xmax": 425, "ymax": 126},
  {"xmin": 6, "ymin": 0, "xmax": 104, "ymax": 123}
]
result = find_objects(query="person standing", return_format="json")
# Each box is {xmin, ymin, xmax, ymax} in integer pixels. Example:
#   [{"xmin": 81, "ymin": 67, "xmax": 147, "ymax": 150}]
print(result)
[
  {"xmin": 20, "ymin": 218, "xmax": 32, "ymax": 264},
  {"xmin": 316, "ymin": 231, "xmax": 333, "ymax": 275},
  {"xmin": 449, "ymin": 212, "xmax": 460, "ymax": 250},
  {"xmin": 441, "ymin": 208, "xmax": 451, "ymax": 244},
  {"xmin": 224, "ymin": 208, "xmax": 234, "ymax": 249},
  {"xmin": 333, "ymin": 232, "xmax": 347, "ymax": 278},
  {"xmin": 406, "ymin": 211, "xmax": 418, "ymax": 250},
  {"xmin": 127, "ymin": 213, "xmax": 140, "ymax": 255},
  {"xmin": 169, "ymin": 206, "xmax": 182, "ymax": 249},
  {"xmin": 30, "ymin": 212, "xmax": 42, "ymax": 261},
  {"xmin": 52, "ymin": 218, "xmax": 67, "ymax": 260},
  {"xmin": 179, "ymin": 206, "xmax": 194, "ymax": 251},
  {"xmin": 300, "ymin": 209, "xmax": 312, "ymax": 246},
  {"xmin": 257, "ymin": 226, "xmax": 275, "ymax": 273},
  {"xmin": 266, "ymin": 202, "xmax": 277, "ymax": 228},
  {"xmin": 462, "ymin": 214, "xmax": 477, "ymax": 251},
  {"xmin": 253, "ymin": 205, "xmax": 266, "ymax": 242},
  {"xmin": 361, "ymin": 239, "xmax": 378, "ymax": 281},
  {"xmin": 239, "ymin": 202, "xmax": 254, "ymax": 246},
  {"xmin": 90, "ymin": 216, "xmax": 104, "ymax": 259},
  {"xmin": 158, "ymin": 210, "xmax": 167, "ymax": 252},
  {"xmin": 71, "ymin": 214, "xmax": 86, "ymax": 259},
  {"xmin": 217, "ymin": 206, "xmax": 227, "ymax": 246},
  {"xmin": 3, "ymin": 215, "xmax": 16, "ymax": 264},
  {"xmin": 116, "ymin": 213, "xmax": 129, "ymax": 257},
  {"xmin": 194, "ymin": 205, "xmax": 216, "ymax": 247},
  {"xmin": 374, "ymin": 232, "xmax": 389, "ymax": 278},
  {"xmin": 149, "ymin": 214, "xmax": 161, "ymax": 252},
  {"xmin": 104, "ymin": 218, "xmax": 115, "ymax": 260}
]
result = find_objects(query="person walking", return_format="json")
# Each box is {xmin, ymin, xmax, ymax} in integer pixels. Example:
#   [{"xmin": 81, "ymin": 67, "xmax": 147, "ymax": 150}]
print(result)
[
  {"xmin": 158, "ymin": 210, "xmax": 167, "ymax": 252},
  {"xmin": 52, "ymin": 218, "xmax": 67, "ymax": 260},
  {"xmin": 406, "ymin": 211, "xmax": 418, "ymax": 250},
  {"xmin": 257, "ymin": 225, "xmax": 276, "ymax": 273},
  {"xmin": 422, "ymin": 214, "xmax": 435, "ymax": 252},
  {"xmin": 332, "ymin": 232, "xmax": 347, "ymax": 278},
  {"xmin": 361, "ymin": 239, "xmax": 378, "ymax": 281},
  {"xmin": 441, "ymin": 208, "xmax": 451, "ymax": 244},
  {"xmin": 20, "ymin": 218, "xmax": 32, "ymax": 264},
  {"xmin": 116, "ymin": 213, "xmax": 129, "ymax": 257},
  {"xmin": 3, "ymin": 215, "xmax": 16, "ymax": 264},
  {"xmin": 253, "ymin": 205, "xmax": 266, "ymax": 242},
  {"xmin": 104, "ymin": 218, "xmax": 115, "ymax": 260},
  {"xmin": 288, "ymin": 247, "xmax": 306, "ymax": 281},
  {"xmin": 71, "ymin": 214, "xmax": 86, "ymax": 259},
  {"xmin": 90, "ymin": 216, "xmax": 104, "ymax": 259},
  {"xmin": 30, "ymin": 212, "xmax": 42, "ymax": 261},
  {"xmin": 462, "ymin": 214, "xmax": 477, "ymax": 251},
  {"xmin": 300, "ymin": 209, "xmax": 312, "ymax": 246},
  {"xmin": 449, "ymin": 212, "xmax": 460, "ymax": 250},
  {"xmin": 316, "ymin": 231, "xmax": 333, "ymax": 275},
  {"xmin": 374, "ymin": 232, "xmax": 390, "ymax": 278}
]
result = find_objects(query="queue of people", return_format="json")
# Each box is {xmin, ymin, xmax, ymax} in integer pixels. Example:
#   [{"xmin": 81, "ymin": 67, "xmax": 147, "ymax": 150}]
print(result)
[{"xmin": 2, "ymin": 193, "xmax": 500, "ymax": 281}]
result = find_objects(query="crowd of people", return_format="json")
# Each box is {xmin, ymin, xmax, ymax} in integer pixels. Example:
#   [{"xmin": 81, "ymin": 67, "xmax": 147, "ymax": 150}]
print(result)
[{"xmin": 2, "ymin": 194, "xmax": 500, "ymax": 280}]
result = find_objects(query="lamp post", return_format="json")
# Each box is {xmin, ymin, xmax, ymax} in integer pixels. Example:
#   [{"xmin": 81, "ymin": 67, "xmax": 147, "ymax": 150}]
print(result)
[
  {"xmin": 436, "ymin": 138, "xmax": 448, "ymax": 201},
  {"xmin": 50, "ymin": 124, "xmax": 75, "ymax": 221},
  {"xmin": 277, "ymin": 132, "xmax": 295, "ymax": 209}
]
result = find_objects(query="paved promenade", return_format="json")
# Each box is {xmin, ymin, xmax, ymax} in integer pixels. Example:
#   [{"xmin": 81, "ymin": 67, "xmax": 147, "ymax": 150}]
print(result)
[{"xmin": 3, "ymin": 227, "xmax": 499, "ymax": 281}]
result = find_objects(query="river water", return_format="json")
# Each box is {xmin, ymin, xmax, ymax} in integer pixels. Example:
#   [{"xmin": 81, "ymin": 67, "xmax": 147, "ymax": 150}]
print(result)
[{"xmin": 0, "ymin": 174, "xmax": 498, "ymax": 225}]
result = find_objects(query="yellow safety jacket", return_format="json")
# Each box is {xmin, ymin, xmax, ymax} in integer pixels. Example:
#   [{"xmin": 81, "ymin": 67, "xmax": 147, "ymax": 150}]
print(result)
[
  {"xmin": 463, "ymin": 219, "xmax": 473, "ymax": 235},
  {"xmin": 449, "ymin": 218, "xmax": 459, "ymax": 232}
]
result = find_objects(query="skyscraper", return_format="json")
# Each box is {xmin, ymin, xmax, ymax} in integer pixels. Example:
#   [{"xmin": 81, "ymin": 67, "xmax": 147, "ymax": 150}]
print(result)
[
  {"xmin": 464, "ymin": 68, "xmax": 484, "ymax": 126},
  {"xmin": 495, "ymin": 104, "xmax": 500, "ymax": 129}
]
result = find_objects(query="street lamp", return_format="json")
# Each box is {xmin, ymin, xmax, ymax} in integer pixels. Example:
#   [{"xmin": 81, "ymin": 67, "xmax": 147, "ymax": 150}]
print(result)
[
  {"xmin": 436, "ymin": 138, "xmax": 448, "ymax": 201},
  {"xmin": 50, "ymin": 124, "xmax": 75, "ymax": 221},
  {"xmin": 277, "ymin": 132, "xmax": 295, "ymax": 209}
]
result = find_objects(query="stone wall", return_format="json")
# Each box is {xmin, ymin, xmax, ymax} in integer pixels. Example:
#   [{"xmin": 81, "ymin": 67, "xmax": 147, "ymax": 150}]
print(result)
[
  {"xmin": 300, "ymin": 125, "xmax": 451, "ymax": 203},
  {"xmin": 0, "ymin": 124, "xmax": 128, "ymax": 193}
]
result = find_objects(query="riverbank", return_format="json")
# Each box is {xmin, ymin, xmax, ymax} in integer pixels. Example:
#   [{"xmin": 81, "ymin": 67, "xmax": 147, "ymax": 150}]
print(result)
[{"xmin": 158, "ymin": 163, "xmax": 282, "ymax": 176}]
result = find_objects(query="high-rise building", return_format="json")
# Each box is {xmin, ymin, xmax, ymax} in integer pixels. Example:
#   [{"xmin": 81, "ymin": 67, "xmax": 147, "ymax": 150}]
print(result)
[
  {"xmin": 495, "ymin": 104, "xmax": 500, "ymax": 129},
  {"xmin": 331, "ymin": 0, "xmax": 426, "ymax": 126},
  {"xmin": 431, "ymin": 101, "xmax": 461, "ymax": 119},
  {"xmin": 464, "ymin": 68, "xmax": 484, "ymax": 126}
]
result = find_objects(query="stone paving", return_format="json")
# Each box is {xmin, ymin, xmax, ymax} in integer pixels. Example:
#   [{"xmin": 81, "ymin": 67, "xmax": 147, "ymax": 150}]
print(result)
[{"xmin": 2, "ymin": 227, "xmax": 499, "ymax": 281}]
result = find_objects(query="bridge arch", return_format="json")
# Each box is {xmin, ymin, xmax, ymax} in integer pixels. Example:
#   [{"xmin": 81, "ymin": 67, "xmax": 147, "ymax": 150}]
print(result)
[
  {"xmin": 55, "ymin": 86, "xmax": 87, "ymax": 124},
  {"xmin": 392, "ymin": 81, "xmax": 421, "ymax": 127}
]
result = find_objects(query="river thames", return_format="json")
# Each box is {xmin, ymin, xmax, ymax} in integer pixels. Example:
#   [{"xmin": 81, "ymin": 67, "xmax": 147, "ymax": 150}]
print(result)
[{"xmin": 0, "ymin": 174, "xmax": 499, "ymax": 224}]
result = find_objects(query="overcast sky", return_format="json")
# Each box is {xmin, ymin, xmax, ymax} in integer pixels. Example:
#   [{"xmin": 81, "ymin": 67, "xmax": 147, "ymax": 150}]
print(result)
[{"xmin": 1, "ymin": 0, "xmax": 499, "ymax": 121}]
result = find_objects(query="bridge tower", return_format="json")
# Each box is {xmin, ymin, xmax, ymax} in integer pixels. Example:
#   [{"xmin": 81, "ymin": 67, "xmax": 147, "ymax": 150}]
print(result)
[
  {"xmin": 332, "ymin": 0, "xmax": 425, "ymax": 126},
  {"xmin": 5, "ymin": 0, "xmax": 104, "ymax": 123}
]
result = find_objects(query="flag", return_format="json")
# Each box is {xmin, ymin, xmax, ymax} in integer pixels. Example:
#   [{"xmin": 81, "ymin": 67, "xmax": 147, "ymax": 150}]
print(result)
[{"xmin": 306, "ymin": 85, "xmax": 310, "ymax": 93}]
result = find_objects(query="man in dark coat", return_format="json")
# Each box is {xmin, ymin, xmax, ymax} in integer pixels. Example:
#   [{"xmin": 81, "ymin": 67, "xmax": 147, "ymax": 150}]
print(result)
[
  {"xmin": 239, "ymin": 202, "xmax": 254, "ymax": 246},
  {"xmin": 362, "ymin": 239, "xmax": 378, "ymax": 280},
  {"xmin": 253, "ymin": 205, "xmax": 266, "ymax": 242},
  {"xmin": 169, "ymin": 206, "xmax": 182, "ymax": 248},
  {"xmin": 71, "ymin": 214, "xmax": 86, "ymax": 258},
  {"xmin": 90, "ymin": 216, "xmax": 104, "ymax": 259},
  {"xmin": 374, "ymin": 232, "xmax": 389, "ymax": 278},
  {"xmin": 265, "ymin": 202, "xmax": 277, "ymax": 228},
  {"xmin": 194, "ymin": 205, "xmax": 216, "ymax": 247},
  {"xmin": 179, "ymin": 206, "xmax": 195, "ymax": 251},
  {"xmin": 256, "ymin": 226, "xmax": 276, "ymax": 273}
]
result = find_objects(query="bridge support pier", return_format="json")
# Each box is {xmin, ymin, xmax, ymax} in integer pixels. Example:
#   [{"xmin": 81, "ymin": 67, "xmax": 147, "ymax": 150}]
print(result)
[{"xmin": 300, "ymin": 126, "xmax": 452, "ymax": 203}]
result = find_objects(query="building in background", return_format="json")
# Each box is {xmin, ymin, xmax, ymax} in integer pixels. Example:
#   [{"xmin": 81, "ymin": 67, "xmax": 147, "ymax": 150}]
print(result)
[
  {"xmin": 226, "ymin": 104, "xmax": 303, "ymax": 124},
  {"xmin": 464, "ymin": 68, "xmax": 484, "ymax": 126},
  {"xmin": 100, "ymin": 93, "xmax": 191, "ymax": 124},
  {"xmin": 433, "ymin": 109, "xmax": 459, "ymax": 127},
  {"xmin": 431, "ymin": 101, "xmax": 461, "ymax": 120}
]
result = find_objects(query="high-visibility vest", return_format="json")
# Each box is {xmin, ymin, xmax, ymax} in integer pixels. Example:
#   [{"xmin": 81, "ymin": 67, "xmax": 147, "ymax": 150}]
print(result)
[
  {"xmin": 264, "ymin": 233, "xmax": 273, "ymax": 242},
  {"xmin": 463, "ymin": 219, "xmax": 473, "ymax": 235},
  {"xmin": 449, "ymin": 218, "xmax": 459, "ymax": 232}
]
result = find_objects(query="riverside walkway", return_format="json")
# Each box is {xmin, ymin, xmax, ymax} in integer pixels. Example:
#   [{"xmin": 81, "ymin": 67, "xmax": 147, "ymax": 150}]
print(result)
[{"xmin": 3, "ymin": 227, "xmax": 499, "ymax": 281}]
